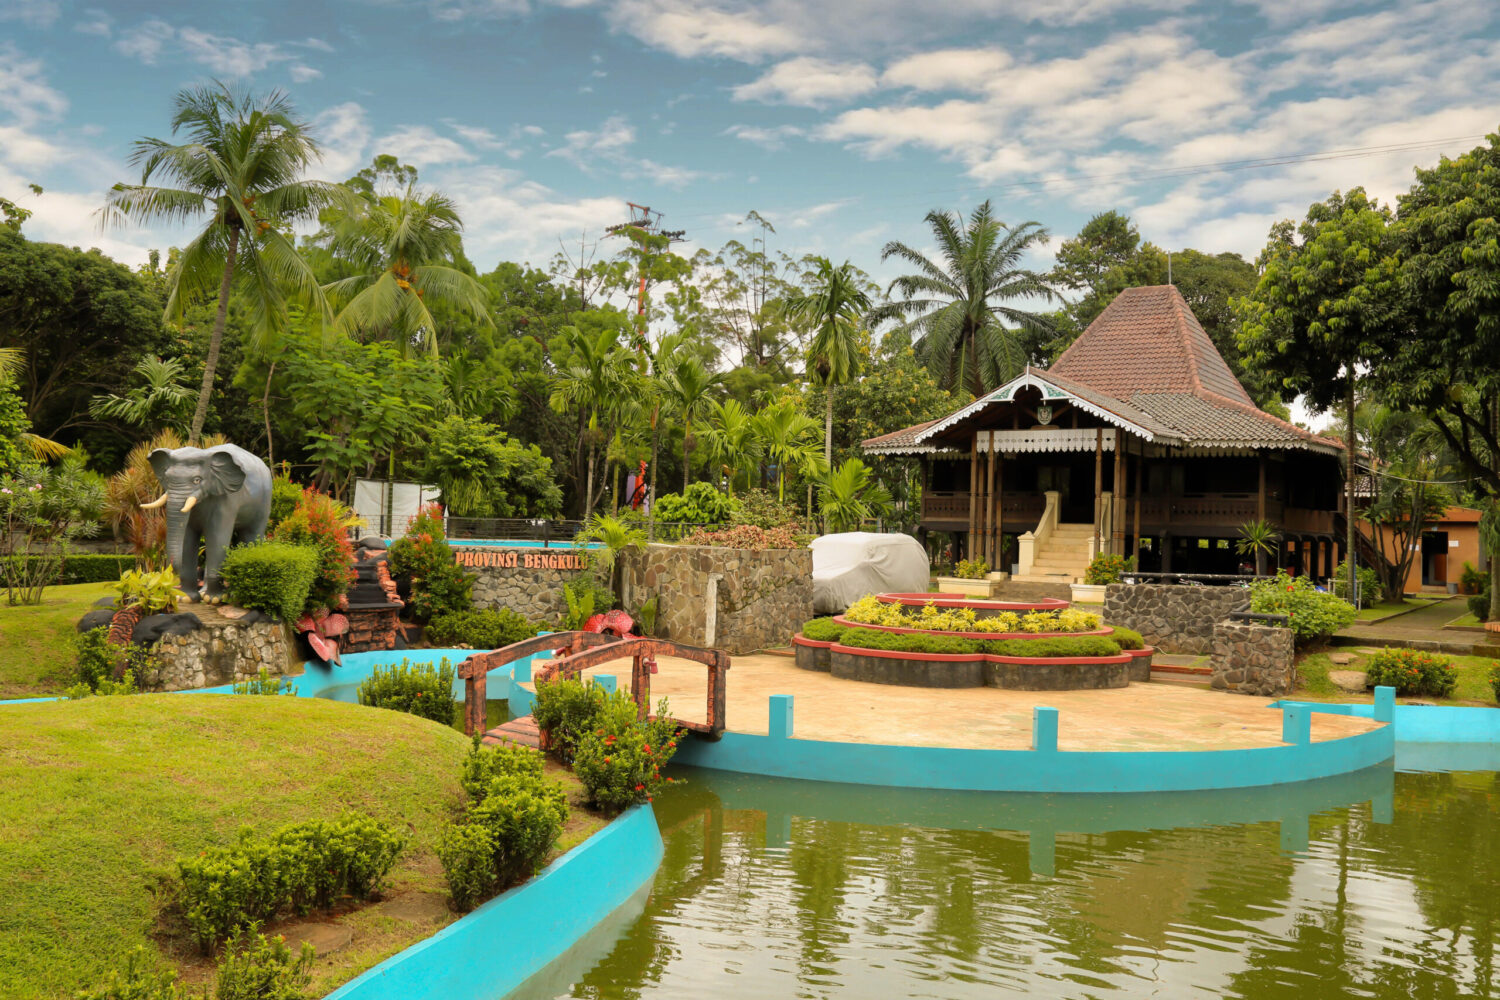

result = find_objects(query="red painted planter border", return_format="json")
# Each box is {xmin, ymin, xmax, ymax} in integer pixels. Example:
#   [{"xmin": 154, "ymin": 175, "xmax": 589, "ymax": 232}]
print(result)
[
  {"xmin": 792, "ymin": 634, "xmax": 835, "ymax": 649},
  {"xmin": 829, "ymin": 643, "xmax": 1132, "ymax": 666},
  {"xmin": 832, "ymin": 615, "xmax": 1113, "ymax": 642},
  {"xmin": 875, "ymin": 592, "xmax": 1070, "ymax": 612}
]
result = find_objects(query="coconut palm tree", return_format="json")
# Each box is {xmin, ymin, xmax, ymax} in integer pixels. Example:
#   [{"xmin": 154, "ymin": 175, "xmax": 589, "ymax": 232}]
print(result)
[
  {"xmin": 699, "ymin": 398, "xmax": 761, "ymax": 498},
  {"xmin": 872, "ymin": 201, "xmax": 1057, "ymax": 397},
  {"xmin": 753, "ymin": 398, "xmax": 826, "ymax": 503},
  {"xmin": 321, "ymin": 184, "xmax": 491, "ymax": 355},
  {"xmin": 100, "ymin": 83, "xmax": 341, "ymax": 440},
  {"xmin": 663, "ymin": 354, "xmax": 725, "ymax": 492},
  {"xmin": 786, "ymin": 257, "xmax": 871, "ymax": 464},
  {"xmin": 88, "ymin": 355, "xmax": 195, "ymax": 435},
  {"xmin": 819, "ymin": 457, "xmax": 893, "ymax": 533},
  {"xmin": 549, "ymin": 325, "xmax": 635, "ymax": 518}
]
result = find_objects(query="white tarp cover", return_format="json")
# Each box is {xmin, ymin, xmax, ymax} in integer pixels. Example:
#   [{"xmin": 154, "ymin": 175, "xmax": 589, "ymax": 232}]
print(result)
[
  {"xmin": 353, "ymin": 479, "xmax": 440, "ymax": 540},
  {"xmin": 810, "ymin": 532, "xmax": 930, "ymax": 614}
]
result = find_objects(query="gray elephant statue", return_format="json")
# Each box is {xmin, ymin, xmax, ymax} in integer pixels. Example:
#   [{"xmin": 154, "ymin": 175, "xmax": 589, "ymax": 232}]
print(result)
[{"xmin": 143, "ymin": 444, "xmax": 273, "ymax": 602}]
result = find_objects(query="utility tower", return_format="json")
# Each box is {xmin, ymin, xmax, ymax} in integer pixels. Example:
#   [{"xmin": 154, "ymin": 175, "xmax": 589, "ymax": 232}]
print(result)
[{"xmin": 606, "ymin": 202, "xmax": 685, "ymax": 350}]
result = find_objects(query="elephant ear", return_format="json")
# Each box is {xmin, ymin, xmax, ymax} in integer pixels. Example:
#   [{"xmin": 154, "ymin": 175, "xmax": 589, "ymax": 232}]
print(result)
[
  {"xmin": 206, "ymin": 451, "xmax": 248, "ymax": 495},
  {"xmin": 148, "ymin": 449, "xmax": 172, "ymax": 487}
]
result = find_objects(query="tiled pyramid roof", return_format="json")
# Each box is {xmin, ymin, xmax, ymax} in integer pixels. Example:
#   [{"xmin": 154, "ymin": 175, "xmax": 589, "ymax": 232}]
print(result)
[{"xmin": 862, "ymin": 284, "xmax": 1341, "ymax": 455}]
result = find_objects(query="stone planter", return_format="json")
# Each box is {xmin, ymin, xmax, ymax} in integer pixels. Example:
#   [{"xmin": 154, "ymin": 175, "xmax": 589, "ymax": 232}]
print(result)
[
  {"xmin": 983, "ymin": 653, "xmax": 1131, "ymax": 690},
  {"xmin": 1124, "ymin": 646, "xmax": 1155, "ymax": 682},
  {"xmin": 829, "ymin": 645, "xmax": 985, "ymax": 687},
  {"xmin": 1070, "ymin": 583, "xmax": 1107, "ymax": 605},
  {"xmin": 792, "ymin": 633, "xmax": 833, "ymax": 672},
  {"xmin": 934, "ymin": 577, "xmax": 993, "ymax": 598}
]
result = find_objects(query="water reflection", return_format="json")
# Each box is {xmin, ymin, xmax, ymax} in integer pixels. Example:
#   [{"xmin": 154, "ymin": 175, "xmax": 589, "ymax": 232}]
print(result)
[{"xmin": 511, "ymin": 765, "xmax": 1499, "ymax": 1000}]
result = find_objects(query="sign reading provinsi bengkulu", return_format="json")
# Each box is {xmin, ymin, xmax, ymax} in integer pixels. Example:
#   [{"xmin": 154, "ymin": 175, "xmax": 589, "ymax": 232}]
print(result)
[{"xmin": 455, "ymin": 547, "xmax": 589, "ymax": 571}]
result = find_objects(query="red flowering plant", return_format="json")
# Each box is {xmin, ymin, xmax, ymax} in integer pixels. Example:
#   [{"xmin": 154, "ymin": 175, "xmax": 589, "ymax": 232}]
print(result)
[
  {"xmin": 573, "ymin": 695, "xmax": 682, "ymax": 813},
  {"xmin": 387, "ymin": 503, "xmax": 475, "ymax": 621},
  {"xmin": 271, "ymin": 488, "xmax": 359, "ymax": 662},
  {"xmin": 1363, "ymin": 647, "xmax": 1457, "ymax": 698}
]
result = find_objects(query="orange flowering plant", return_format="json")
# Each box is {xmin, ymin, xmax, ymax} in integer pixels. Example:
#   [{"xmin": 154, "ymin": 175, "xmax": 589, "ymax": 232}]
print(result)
[{"xmin": 574, "ymin": 698, "xmax": 682, "ymax": 813}]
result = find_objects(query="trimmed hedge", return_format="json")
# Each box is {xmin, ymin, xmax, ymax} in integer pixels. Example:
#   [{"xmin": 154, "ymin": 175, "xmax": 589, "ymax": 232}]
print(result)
[
  {"xmin": 357, "ymin": 658, "xmax": 458, "ymax": 726},
  {"xmin": 800, "ymin": 617, "xmax": 847, "ymax": 643},
  {"xmin": 1106, "ymin": 626, "xmax": 1145, "ymax": 650},
  {"xmin": 221, "ymin": 542, "xmax": 319, "ymax": 621},
  {"xmin": 1, "ymin": 553, "xmax": 132, "ymax": 584},
  {"xmin": 428, "ymin": 608, "xmax": 541, "ymax": 649},
  {"xmin": 837, "ymin": 627, "xmax": 1123, "ymax": 658},
  {"xmin": 1364, "ymin": 647, "xmax": 1458, "ymax": 698}
]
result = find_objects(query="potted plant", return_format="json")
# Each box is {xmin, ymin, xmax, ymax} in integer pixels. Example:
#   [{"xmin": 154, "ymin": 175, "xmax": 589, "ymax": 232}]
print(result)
[
  {"xmin": 935, "ymin": 558, "xmax": 992, "ymax": 597},
  {"xmin": 1073, "ymin": 553, "xmax": 1131, "ymax": 605}
]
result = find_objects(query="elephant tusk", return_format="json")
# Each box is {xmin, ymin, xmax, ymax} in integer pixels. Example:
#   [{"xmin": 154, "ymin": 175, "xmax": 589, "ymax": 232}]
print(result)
[
  {"xmin": 180, "ymin": 495, "xmax": 199, "ymax": 513},
  {"xmin": 141, "ymin": 493, "xmax": 169, "ymax": 510}
]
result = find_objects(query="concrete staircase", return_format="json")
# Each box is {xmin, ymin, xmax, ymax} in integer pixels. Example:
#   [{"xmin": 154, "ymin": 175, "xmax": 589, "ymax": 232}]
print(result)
[{"xmin": 1014, "ymin": 523, "xmax": 1094, "ymax": 585}]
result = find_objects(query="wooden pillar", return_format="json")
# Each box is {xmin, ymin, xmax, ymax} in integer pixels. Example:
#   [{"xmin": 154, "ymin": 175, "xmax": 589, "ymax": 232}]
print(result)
[
  {"xmin": 985, "ymin": 432, "xmax": 997, "ymax": 568},
  {"xmin": 1112, "ymin": 433, "xmax": 1126, "ymax": 555},
  {"xmin": 972, "ymin": 440, "xmax": 984, "ymax": 563},
  {"xmin": 996, "ymin": 452, "xmax": 1005, "ymax": 571},
  {"xmin": 1325, "ymin": 537, "xmax": 1334, "ymax": 578},
  {"xmin": 1257, "ymin": 454, "xmax": 1267, "ymax": 523},
  {"xmin": 1094, "ymin": 427, "xmax": 1104, "ymax": 548},
  {"xmin": 1132, "ymin": 440, "xmax": 1142, "ymax": 564}
]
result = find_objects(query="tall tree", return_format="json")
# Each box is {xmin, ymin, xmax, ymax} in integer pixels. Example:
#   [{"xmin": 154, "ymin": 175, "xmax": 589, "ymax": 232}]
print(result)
[
  {"xmin": 786, "ymin": 257, "xmax": 871, "ymax": 465},
  {"xmin": 699, "ymin": 398, "xmax": 761, "ymax": 498},
  {"xmin": 1237, "ymin": 188, "xmax": 1400, "ymax": 599},
  {"xmin": 101, "ymin": 83, "xmax": 340, "ymax": 440},
  {"xmin": 752, "ymin": 397, "xmax": 825, "ymax": 503},
  {"xmin": 321, "ymin": 183, "xmax": 491, "ymax": 355},
  {"xmin": 663, "ymin": 354, "xmax": 725, "ymax": 492},
  {"xmin": 549, "ymin": 325, "xmax": 634, "ymax": 518},
  {"xmin": 873, "ymin": 201, "xmax": 1057, "ymax": 397}
]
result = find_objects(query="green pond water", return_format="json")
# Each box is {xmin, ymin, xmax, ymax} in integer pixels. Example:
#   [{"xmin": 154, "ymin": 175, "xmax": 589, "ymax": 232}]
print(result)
[{"xmin": 514, "ymin": 755, "xmax": 1500, "ymax": 1000}]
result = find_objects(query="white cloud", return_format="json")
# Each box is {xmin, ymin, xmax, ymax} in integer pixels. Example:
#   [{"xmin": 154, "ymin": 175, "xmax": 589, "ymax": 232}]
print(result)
[
  {"xmin": 373, "ymin": 125, "xmax": 477, "ymax": 168},
  {"xmin": 733, "ymin": 57, "xmax": 877, "ymax": 106},
  {"xmin": 882, "ymin": 48, "xmax": 1010, "ymax": 91},
  {"xmin": 289, "ymin": 65, "xmax": 323, "ymax": 83},
  {"xmin": 0, "ymin": 0, "xmax": 60, "ymax": 28},
  {"xmin": 547, "ymin": 114, "xmax": 636, "ymax": 170},
  {"xmin": 434, "ymin": 164, "xmax": 629, "ymax": 267},
  {"xmin": 112, "ymin": 20, "xmax": 329, "ymax": 77},
  {"xmin": 723, "ymin": 123, "xmax": 804, "ymax": 149},
  {"xmin": 597, "ymin": 0, "xmax": 805, "ymax": 61},
  {"xmin": 73, "ymin": 10, "xmax": 112, "ymax": 36},
  {"xmin": 0, "ymin": 44, "xmax": 67, "ymax": 127},
  {"xmin": 114, "ymin": 20, "xmax": 174, "ymax": 65},
  {"xmin": 308, "ymin": 102, "xmax": 372, "ymax": 179}
]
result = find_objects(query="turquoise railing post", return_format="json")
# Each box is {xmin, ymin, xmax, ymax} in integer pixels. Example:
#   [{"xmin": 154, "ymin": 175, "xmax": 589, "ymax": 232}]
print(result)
[
  {"xmin": 1281, "ymin": 705, "xmax": 1311, "ymax": 745},
  {"xmin": 1373, "ymin": 685, "xmax": 1395, "ymax": 724},
  {"xmin": 769, "ymin": 695, "xmax": 794, "ymax": 741},
  {"xmin": 1032, "ymin": 707, "xmax": 1059, "ymax": 752},
  {"xmin": 594, "ymin": 674, "xmax": 616, "ymax": 694},
  {"xmin": 514, "ymin": 655, "xmax": 533, "ymax": 684}
]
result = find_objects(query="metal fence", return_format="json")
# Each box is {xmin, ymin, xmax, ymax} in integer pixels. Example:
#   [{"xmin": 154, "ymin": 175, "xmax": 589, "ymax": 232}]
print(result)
[{"xmin": 359, "ymin": 514, "xmax": 723, "ymax": 545}]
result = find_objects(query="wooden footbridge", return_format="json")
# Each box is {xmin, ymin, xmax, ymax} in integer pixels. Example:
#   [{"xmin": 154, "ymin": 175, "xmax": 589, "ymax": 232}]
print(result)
[{"xmin": 457, "ymin": 631, "xmax": 731, "ymax": 749}]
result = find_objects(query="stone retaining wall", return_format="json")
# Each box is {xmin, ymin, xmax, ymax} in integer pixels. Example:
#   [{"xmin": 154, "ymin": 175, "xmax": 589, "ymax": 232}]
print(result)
[
  {"xmin": 1210, "ymin": 620, "xmax": 1295, "ymax": 696},
  {"xmin": 461, "ymin": 547, "xmax": 589, "ymax": 623},
  {"xmin": 1104, "ymin": 583, "xmax": 1251, "ymax": 654},
  {"xmin": 148, "ymin": 613, "xmax": 298, "ymax": 692},
  {"xmin": 622, "ymin": 544, "xmax": 812, "ymax": 654}
]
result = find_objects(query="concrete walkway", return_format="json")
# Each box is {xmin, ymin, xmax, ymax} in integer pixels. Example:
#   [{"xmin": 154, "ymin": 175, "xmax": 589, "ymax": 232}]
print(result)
[
  {"xmin": 1335, "ymin": 597, "xmax": 1499, "ymax": 654},
  {"xmin": 603, "ymin": 653, "xmax": 1378, "ymax": 753}
]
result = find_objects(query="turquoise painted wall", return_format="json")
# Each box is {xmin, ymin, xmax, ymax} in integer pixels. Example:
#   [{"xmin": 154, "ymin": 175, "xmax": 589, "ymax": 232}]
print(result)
[
  {"xmin": 326, "ymin": 803, "xmax": 663, "ymax": 1000},
  {"xmin": 1278, "ymin": 699, "xmax": 1500, "ymax": 744}
]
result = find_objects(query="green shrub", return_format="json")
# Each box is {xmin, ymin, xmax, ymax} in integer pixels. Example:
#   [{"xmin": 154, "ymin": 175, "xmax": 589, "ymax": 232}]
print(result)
[
  {"xmin": 635, "ymin": 595, "xmax": 658, "ymax": 636},
  {"xmin": 1460, "ymin": 561, "xmax": 1488, "ymax": 596},
  {"xmin": 388, "ymin": 504, "xmax": 474, "ymax": 621},
  {"xmin": 532, "ymin": 678, "xmax": 637, "ymax": 763},
  {"xmin": 214, "ymin": 926, "xmax": 314, "ymax": 1000},
  {"xmin": 176, "ymin": 815, "xmax": 405, "ymax": 952},
  {"xmin": 955, "ymin": 558, "xmax": 988, "ymax": 580},
  {"xmin": 836, "ymin": 627, "xmax": 981, "ymax": 655},
  {"xmin": 1332, "ymin": 559, "xmax": 1383, "ymax": 608},
  {"xmin": 427, "ymin": 608, "xmax": 540, "ymax": 649},
  {"xmin": 437, "ymin": 822, "xmax": 499, "ymax": 912},
  {"xmin": 1469, "ymin": 587, "xmax": 1491, "ymax": 623},
  {"xmin": 270, "ymin": 489, "xmax": 356, "ymax": 615},
  {"xmin": 560, "ymin": 574, "xmax": 616, "ymax": 628},
  {"xmin": 1364, "ymin": 647, "xmax": 1458, "ymax": 698},
  {"xmin": 356, "ymin": 657, "xmax": 458, "ymax": 726},
  {"xmin": 111, "ymin": 568, "xmax": 181, "ymax": 614},
  {"xmin": 68, "ymin": 627, "xmax": 152, "ymax": 698},
  {"xmin": 0, "ymin": 553, "xmax": 132, "ymax": 584},
  {"xmin": 221, "ymin": 542, "xmax": 318, "ymax": 621},
  {"xmin": 78, "ymin": 948, "xmax": 185, "ymax": 1000},
  {"xmin": 1249, "ymin": 571, "xmax": 1356, "ymax": 642},
  {"xmin": 232, "ymin": 669, "xmax": 297, "ymax": 696},
  {"xmin": 653, "ymin": 482, "xmax": 737, "ymax": 524},
  {"xmin": 984, "ymin": 636, "xmax": 1123, "ymax": 657},
  {"xmin": 1489, "ymin": 661, "xmax": 1500, "ymax": 703},
  {"xmin": 729, "ymin": 488, "xmax": 801, "ymax": 530},
  {"xmin": 268, "ymin": 475, "xmax": 303, "ymax": 530},
  {"xmin": 460, "ymin": 739, "xmax": 544, "ymax": 801},
  {"xmin": 799, "ymin": 617, "xmax": 846, "ymax": 643},
  {"xmin": 468, "ymin": 772, "xmax": 569, "ymax": 886},
  {"xmin": 1107, "ymin": 626, "xmax": 1144, "ymax": 650},
  {"xmin": 1084, "ymin": 553, "xmax": 1133, "ymax": 585},
  {"xmin": 574, "ymin": 708, "xmax": 680, "ymax": 813}
]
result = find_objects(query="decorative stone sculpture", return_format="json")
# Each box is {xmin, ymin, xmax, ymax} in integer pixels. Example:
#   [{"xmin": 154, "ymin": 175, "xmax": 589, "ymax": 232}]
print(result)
[{"xmin": 143, "ymin": 444, "xmax": 273, "ymax": 602}]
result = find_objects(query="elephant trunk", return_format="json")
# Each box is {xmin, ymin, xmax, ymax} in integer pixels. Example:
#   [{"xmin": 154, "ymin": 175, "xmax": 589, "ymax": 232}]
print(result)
[{"xmin": 162, "ymin": 487, "xmax": 203, "ymax": 590}]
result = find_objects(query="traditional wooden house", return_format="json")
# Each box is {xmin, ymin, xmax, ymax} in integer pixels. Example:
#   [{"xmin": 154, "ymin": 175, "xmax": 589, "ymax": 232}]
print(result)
[{"xmin": 863, "ymin": 286, "xmax": 1346, "ymax": 583}]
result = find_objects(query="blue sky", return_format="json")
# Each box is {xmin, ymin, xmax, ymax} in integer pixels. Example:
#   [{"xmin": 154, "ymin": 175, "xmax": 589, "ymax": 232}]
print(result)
[{"xmin": 4, "ymin": 0, "xmax": 1498, "ymax": 286}]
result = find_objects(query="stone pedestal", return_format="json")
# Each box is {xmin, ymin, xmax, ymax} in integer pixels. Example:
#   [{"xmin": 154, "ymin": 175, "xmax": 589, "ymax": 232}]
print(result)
[
  {"xmin": 1105, "ymin": 584, "xmax": 1251, "ymax": 654},
  {"xmin": 1210, "ymin": 620, "xmax": 1295, "ymax": 696},
  {"xmin": 148, "ymin": 607, "xmax": 298, "ymax": 691}
]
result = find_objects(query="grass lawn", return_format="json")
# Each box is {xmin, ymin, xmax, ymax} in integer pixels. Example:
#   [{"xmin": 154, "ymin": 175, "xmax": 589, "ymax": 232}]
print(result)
[
  {"xmin": 1353, "ymin": 599, "xmax": 1420, "ymax": 621},
  {"xmin": 0, "ymin": 581, "xmax": 115, "ymax": 699},
  {"xmin": 0, "ymin": 694, "xmax": 605, "ymax": 1000},
  {"xmin": 1446, "ymin": 612, "xmax": 1485, "ymax": 628},
  {"xmin": 1297, "ymin": 650, "xmax": 1499, "ymax": 704}
]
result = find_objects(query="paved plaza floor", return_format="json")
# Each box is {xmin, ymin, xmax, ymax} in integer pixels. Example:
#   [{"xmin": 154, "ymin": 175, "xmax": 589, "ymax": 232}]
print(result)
[{"xmin": 593, "ymin": 652, "xmax": 1381, "ymax": 753}]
